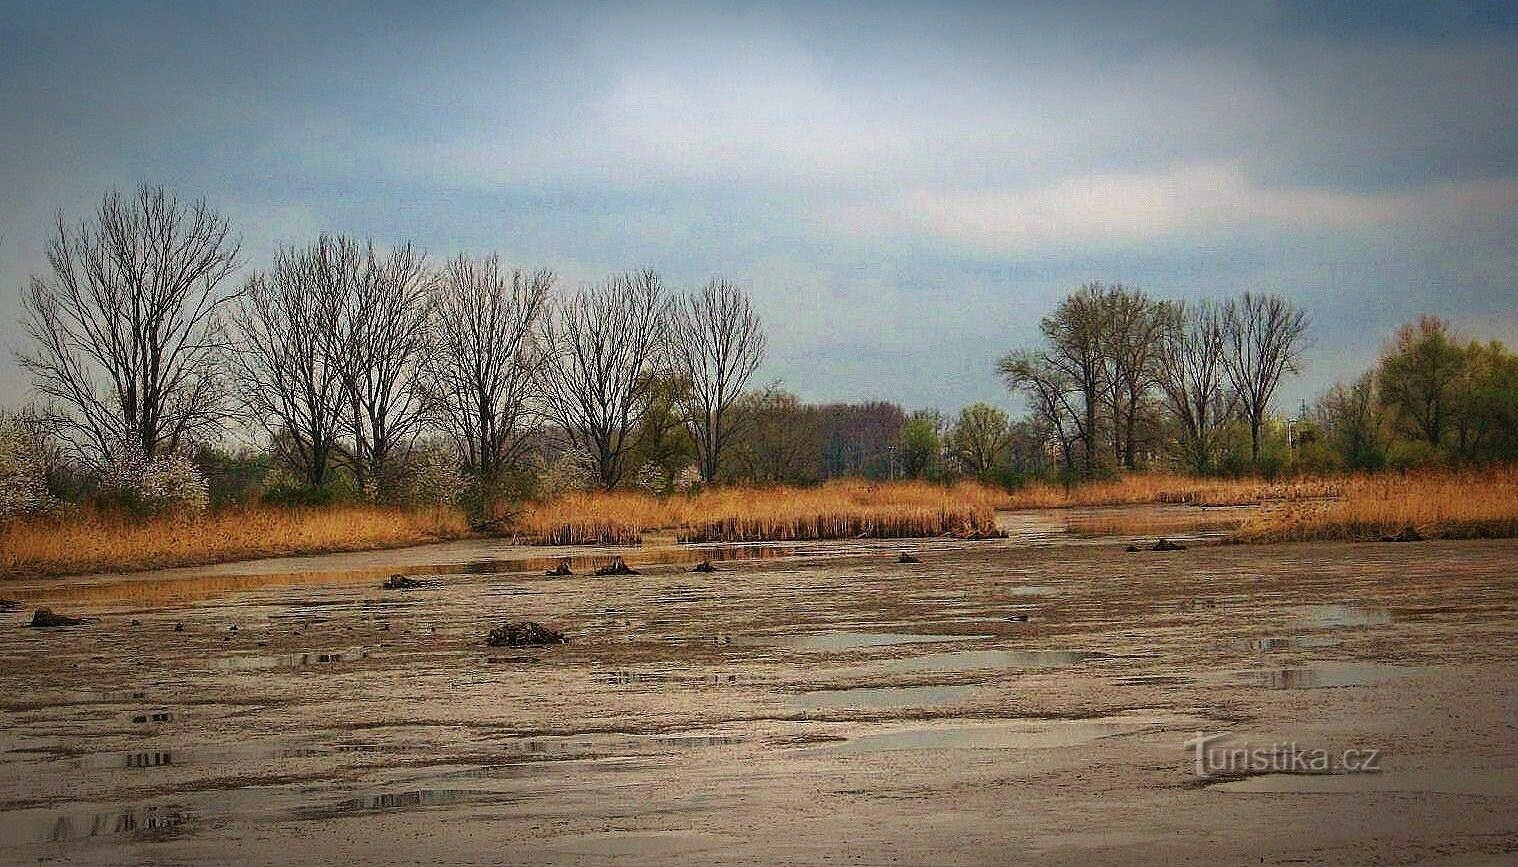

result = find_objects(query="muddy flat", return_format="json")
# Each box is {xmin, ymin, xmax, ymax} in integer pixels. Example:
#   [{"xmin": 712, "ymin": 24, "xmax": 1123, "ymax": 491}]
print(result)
[{"xmin": 2, "ymin": 512, "xmax": 1516, "ymax": 865}]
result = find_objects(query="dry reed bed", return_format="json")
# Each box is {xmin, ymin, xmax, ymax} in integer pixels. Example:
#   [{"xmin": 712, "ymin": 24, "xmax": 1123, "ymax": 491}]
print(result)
[
  {"xmin": 508, "ymin": 480, "xmax": 1004, "ymax": 545},
  {"xmin": 1, "ymin": 505, "xmax": 471, "ymax": 578},
  {"xmin": 996, "ymin": 474, "xmax": 1345, "ymax": 509},
  {"xmin": 1235, "ymin": 468, "xmax": 1518, "ymax": 542}
]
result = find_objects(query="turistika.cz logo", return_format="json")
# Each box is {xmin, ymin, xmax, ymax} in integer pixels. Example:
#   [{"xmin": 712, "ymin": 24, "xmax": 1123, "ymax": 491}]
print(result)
[{"xmin": 1185, "ymin": 731, "xmax": 1383, "ymax": 779}]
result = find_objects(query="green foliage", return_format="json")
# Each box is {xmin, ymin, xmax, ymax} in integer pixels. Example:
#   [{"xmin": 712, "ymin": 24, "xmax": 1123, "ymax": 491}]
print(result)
[
  {"xmin": 946, "ymin": 403, "xmax": 1011, "ymax": 479},
  {"xmin": 900, "ymin": 410, "xmax": 944, "ymax": 480},
  {"xmin": 1378, "ymin": 316, "xmax": 1467, "ymax": 446}
]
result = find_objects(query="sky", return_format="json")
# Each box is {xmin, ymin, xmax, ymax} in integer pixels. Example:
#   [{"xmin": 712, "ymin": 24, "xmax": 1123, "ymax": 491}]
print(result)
[{"xmin": 1, "ymin": 0, "xmax": 1516, "ymax": 418}]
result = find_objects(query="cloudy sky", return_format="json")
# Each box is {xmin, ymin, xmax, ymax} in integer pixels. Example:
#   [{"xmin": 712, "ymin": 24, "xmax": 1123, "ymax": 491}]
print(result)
[{"xmin": 1, "ymin": 1, "xmax": 1515, "ymax": 415}]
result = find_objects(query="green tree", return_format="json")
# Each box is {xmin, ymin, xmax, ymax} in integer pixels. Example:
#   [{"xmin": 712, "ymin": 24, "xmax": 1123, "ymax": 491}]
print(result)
[
  {"xmin": 946, "ymin": 403, "xmax": 1010, "ymax": 479},
  {"xmin": 1315, "ymin": 371, "xmax": 1385, "ymax": 470},
  {"xmin": 1377, "ymin": 316, "xmax": 1466, "ymax": 448},
  {"xmin": 900, "ymin": 410, "xmax": 944, "ymax": 479}
]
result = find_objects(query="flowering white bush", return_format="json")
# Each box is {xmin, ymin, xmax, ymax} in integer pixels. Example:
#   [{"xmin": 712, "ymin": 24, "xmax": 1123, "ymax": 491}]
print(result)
[
  {"xmin": 0, "ymin": 419, "xmax": 58, "ymax": 520},
  {"xmin": 672, "ymin": 464, "xmax": 702, "ymax": 494},
  {"xmin": 398, "ymin": 444, "xmax": 467, "ymax": 506},
  {"xmin": 537, "ymin": 445, "xmax": 596, "ymax": 496},
  {"xmin": 98, "ymin": 445, "xmax": 210, "ymax": 514},
  {"xmin": 631, "ymin": 461, "xmax": 666, "ymax": 494}
]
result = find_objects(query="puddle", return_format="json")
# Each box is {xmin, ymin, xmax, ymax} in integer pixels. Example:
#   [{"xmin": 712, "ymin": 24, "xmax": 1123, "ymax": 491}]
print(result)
[
  {"xmin": 210, "ymin": 647, "xmax": 370, "ymax": 671},
  {"xmin": 127, "ymin": 711, "xmax": 175, "ymax": 724},
  {"xmin": 880, "ymin": 649, "xmax": 1098, "ymax": 674},
  {"xmin": 1297, "ymin": 605, "xmax": 1392, "ymax": 629},
  {"xmin": 1006, "ymin": 585, "xmax": 1056, "ymax": 597},
  {"xmin": 1243, "ymin": 635, "xmax": 1342, "ymax": 652},
  {"xmin": 734, "ymin": 632, "xmax": 987, "ymax": 651},
  {"xmin": 0, "ymin": 803, "xmax": 194, "ymax": 844},
  {"xmin": 1248, "ymin": 662, "xmax": 1411, "ymax": 689},
  {"xmin": 297, "ymin": 788, "xmax": 513, "ymax": 819},
  {"xmin": 812, "ymin": 714, "xmax": 1176, "ymax": 755},
  {"xmin": 791, "ymin": 684, "xmax": 975, "ymax": 709},
  {"xmin": 596, "ymin": 670, "xmax": 674, "ymax": 686},
  {"xmin": 457, "ymin": 545, "xmax": 798, "ymax": 579},
  {"xmin": 1211, "ymin": 769, "xmax": 1518, "ymax": 796},
  {"xmin": 651, "ymin": 733, "xmax": 744, "ymax": 748},
  {"xmin": 1116, "ymin": 675, "xmax": 1194, "ymax": 687},
  {"xmin": 72, "ymin": 744, "xmax": 332, "ymax": 770}
]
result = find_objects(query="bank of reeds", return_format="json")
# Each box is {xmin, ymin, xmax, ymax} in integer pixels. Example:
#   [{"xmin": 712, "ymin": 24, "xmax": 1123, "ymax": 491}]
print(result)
[
  {"xmin": 995, "ymin": 474, "xmax": 1344, "ymax": 509},
  {"xmin": 507, "ymin": 479, "xmax": 1004, "ymax": 545},
  {"xmin": 1234, "ymin": 467, "xmax": 1518, "ymax": 542},
  {"xmin": 1, "ymin": 504, "xmax": 471, "ymax": 578}
]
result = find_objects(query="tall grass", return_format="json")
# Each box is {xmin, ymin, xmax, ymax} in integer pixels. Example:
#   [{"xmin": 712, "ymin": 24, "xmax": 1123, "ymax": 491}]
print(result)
[
  {"xmin": 1, "ymin": 504, "xmax": 472, "ymax": 578},
  {"xmin": 507, "ymin": 479, "xmax": 1004, "ymax": 545},
  {"xmin": 994, "ymin": 474, "xmax": 1344, "ymax": 509},
  {"xmin": 1235, "ymin": 467, "xmax": 1518, "ymax": 542}
]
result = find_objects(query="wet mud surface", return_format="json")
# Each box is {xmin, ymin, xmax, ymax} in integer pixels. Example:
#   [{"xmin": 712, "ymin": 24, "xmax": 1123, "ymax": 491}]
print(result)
[{"xmin": 2, "ymin": 506, "xmax": 1517, "ymax": 864}]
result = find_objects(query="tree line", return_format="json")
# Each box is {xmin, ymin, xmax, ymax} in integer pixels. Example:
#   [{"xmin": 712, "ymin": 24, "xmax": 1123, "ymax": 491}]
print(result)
[
  {"xmin": 1312, "ymin": 316, "xmax": 1518, "ymax": 470},
  {"xmin": 6, "ymin": 186, "xmax": 768, "ymax": 516},
  {"xmin": 5, "ymin": 185, "xmax": 1515, "ymax": 520},
  {"xmin": 998, "ymin": 282, "xmax": 1310, "ymax": 480}
]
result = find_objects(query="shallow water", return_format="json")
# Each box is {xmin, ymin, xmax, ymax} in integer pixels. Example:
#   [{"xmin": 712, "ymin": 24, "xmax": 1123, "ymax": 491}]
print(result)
[
  {"xmin": 3, "ymin": 525, "xmax": 1517, "ymax": 864},
  {"xmin": 734, "ymin": 631, "xmax": 988, "ymax": 651},
  {"xmin": 790, "ymin": 684, "xmax": 977, "ymax": 709}
]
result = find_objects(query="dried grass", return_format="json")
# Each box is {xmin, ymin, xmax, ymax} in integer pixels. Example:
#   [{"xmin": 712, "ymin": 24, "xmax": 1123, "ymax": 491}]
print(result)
[
  {"xmin": 996, "ymin": 474, "xmax": 1344, "ymax": 509},
  {"xmin": 1235, "ymin": 467, "xmax": 1518, "ymax": 542},
  {"xmin": 1, "ymin": 504, "xmax": 472, "ymax": 578},
  {"xmin": 508, "ymin": 479, "xmax": 1004, "ymax": 545}
]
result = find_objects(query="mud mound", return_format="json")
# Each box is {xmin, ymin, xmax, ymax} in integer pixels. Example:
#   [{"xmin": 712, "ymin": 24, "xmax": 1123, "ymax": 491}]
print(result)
[
  {"xmin": 29, "ymin": 608, "xmax": 87, "ymax": 628},
  {"xmin": 595, "ymin": 557, "xmax": 640, "ymax": 576},
  {"xmin": 486, "ymin": 621, "xmax": 567, "ymax": 647}
]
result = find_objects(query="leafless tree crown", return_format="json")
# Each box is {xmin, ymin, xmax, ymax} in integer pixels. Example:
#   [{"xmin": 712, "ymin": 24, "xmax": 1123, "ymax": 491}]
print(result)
[
  {"xmin": 537, "ymin": 269, "xmax": 671, "ymax": 489},
  {"xmin": 230, "ymin": 237, "xmax": 352, "ymax": 488},
  {"xmin": 1156, "ymin": 299, "xmax": 1234, "ymax": 472},
  {"xmin": 669, "ymin": 278, "xmax": 767, "ymax": 483},
  {"xmin": 17, "ymin": 184, "xmax": 241, "ymax": 464},
  {"xmin": 1222, "ymin": 292, "xmax": 1309, "ymax": 460},
  {"xmin": 324, "ymin": 237, "xmax": 435, "ymax": 495},
  {"xmin": 422, "ymin": 254, "xmax": 553, "ymax": 486}
]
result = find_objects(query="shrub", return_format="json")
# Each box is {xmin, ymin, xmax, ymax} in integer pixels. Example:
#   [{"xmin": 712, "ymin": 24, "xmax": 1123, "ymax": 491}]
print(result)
[
  {"xmin": 0, "ymin": 418, "xmax": 58, "ymax": 520},
  {"xmin": 96, "ymin": 446, "xmax": 210, "ymax": 515}
]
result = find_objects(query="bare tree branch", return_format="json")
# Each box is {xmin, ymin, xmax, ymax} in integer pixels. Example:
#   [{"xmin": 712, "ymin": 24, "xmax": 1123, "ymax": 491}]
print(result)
[
  {"xmin": 1221, "ymin": 292, "xmax": 1309, "ymax": 462},
  {"xmin": 421, "ymin": 253, "xmax": 553, "ymax": 503},
  {"xmin": 322, "ymin": 237, "xmax": 434, "ymax": 497},
  {"xmin": 229, "ymin": 237, "xmax": 350, "ymax": 489},
  {"xmin": 537, "ymin": 270, "xmax": 670, "ymax": 490},
  {"xmin": 17, "ymin": 184, "xmax": 241, "ymax": 465},
  {"xmin": 668, "ymin": 278, "xmax": 767, "ymax": 484}
]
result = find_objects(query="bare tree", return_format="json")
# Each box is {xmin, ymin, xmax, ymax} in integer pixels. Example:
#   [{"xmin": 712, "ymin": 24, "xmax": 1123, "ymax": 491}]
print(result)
[
  {"xmin": 229, "ymin": 238, "xmax": 350, "ymax": 490},
  {"xmin": 1100, "ymin": 285, "xmax": 1169, "ymax": 469},
  {"xmin": 998, "ymin": 350, "xmax": 1083, "ymax": 477},
  {"xmin": 1221, "ymin": 292, "xmax": 1309, "ymax": 462},
  {"xmin": 726, "ymin": 386, "xmax": 822, "ymax": 484},
  {"xmin": 668, "ymin": 278, "xmax": 767, "ymax": 483},
  {"xmin": 421, "ymin": 254, "xmax": 553, "ymax": 505},
  {"xmin": 1030, "ymin": 284, "xmax": 1109, "ymax": 475},
  {"xmin": 18, "ymin": 185, "xmax": 240, "ymax": 464},
  {"xmin": 325, "ymin": 238, "xmax": 434, "ymax": 497},
  {"xmin": 1156, "ymin": 299, "xmax": 1235, "ymax": 473},
  {"xmin": 537, "ymin": 270, "xmax": 671, "ymax": 489}
]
